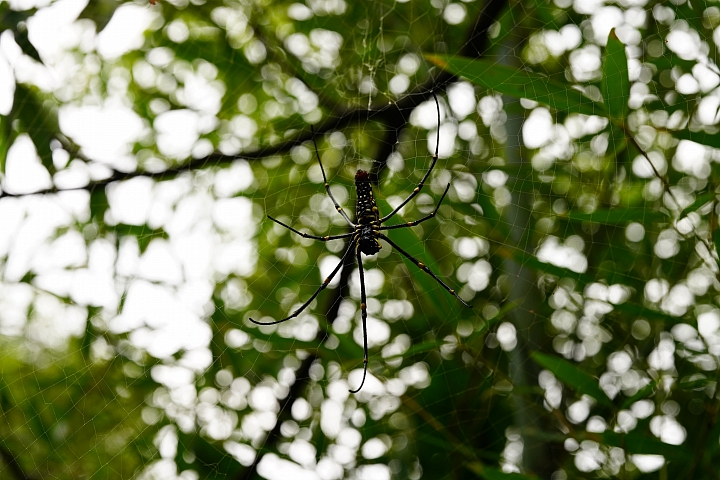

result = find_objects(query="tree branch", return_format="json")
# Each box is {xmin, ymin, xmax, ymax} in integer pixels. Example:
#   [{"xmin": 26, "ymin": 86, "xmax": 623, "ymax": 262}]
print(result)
[
  {"xmin": 1, "ymin": 0, "xmax": 503, "ymax": 200},
  {"xmin": 234, "ymin": 225, "xmax": 355, "ymax": 480},
  {"xmin": 0, "ymin": 442, "xmax": 33, "ymax": 480}
]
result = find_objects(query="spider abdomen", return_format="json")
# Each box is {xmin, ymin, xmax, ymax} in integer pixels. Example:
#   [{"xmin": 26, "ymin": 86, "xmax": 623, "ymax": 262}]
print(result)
[{"xmin": 355, "ymin": 170, "xmax": 381, "ymax": 255}]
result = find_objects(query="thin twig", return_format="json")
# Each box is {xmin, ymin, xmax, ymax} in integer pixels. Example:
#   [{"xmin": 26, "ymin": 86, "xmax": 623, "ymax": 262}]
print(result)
[{"xmin": 625, "ymin": 128, "xmax": 720, "ymax": 272}]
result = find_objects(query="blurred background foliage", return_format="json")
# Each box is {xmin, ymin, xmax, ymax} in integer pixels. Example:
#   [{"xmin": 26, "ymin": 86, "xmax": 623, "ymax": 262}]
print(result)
[{"xmin": 1, "ymin": 0, "xmax": 720, "ymax": 478}]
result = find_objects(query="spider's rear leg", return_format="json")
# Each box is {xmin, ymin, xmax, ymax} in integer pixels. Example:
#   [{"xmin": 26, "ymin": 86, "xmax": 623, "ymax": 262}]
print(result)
[
  {"xmin": 378, "ymin": 232, "xmax": 471, "ymax": 308},
  {"xmin": 349, "ymin": 248, "xmax": 370, "ymax": 393},
  {"xmin": 249, "ymin": 239, "xmax": 357, "ymax": 325}
]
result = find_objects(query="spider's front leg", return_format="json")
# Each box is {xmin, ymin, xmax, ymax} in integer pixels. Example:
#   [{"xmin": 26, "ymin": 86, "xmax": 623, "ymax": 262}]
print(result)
[
  {"xmin": 268, "ymin": 215, "xmax": 354, "ymax": 241},
  {"xmin": 379, "ymin": 183, "xmax": 451, "ymax": 232},
  {"xmin": 380, "ymin": 92, "xmax": 442, "ymax": 223},
  {"xmin": 311, "ymin": 126, "xmax": 355, "ymax": 227}
]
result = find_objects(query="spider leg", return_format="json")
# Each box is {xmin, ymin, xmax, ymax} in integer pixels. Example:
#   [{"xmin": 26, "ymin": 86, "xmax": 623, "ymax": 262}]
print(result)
[
  {"xmin": 311, "ymin": 126, "xmax": 356, "ymax": 227},
  {"xmin": 379, "ymin": 183, "xmax": 450, "ymax": 231},
  {"xmin": 377, "ymin": 233, "xmax": 471, "ymax": 308},
  {"xmin": 349, "ymin": 245, "xmax": 369, "ymax": 393},
  {"xmin": 250, "ymin": 238, "xmax": 357, "ymax": 326},
  {"xmin": 268, "ymin": 216, "xmax": 355, "ymax": 241},
  {"xmin": 380, "ymin": 92, "xmax": 442, "ymax": 223}
]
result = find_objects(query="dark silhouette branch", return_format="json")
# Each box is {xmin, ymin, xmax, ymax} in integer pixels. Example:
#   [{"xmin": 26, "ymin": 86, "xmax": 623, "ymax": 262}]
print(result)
[
  {"xmin": 0, "ymin": 442, "xmax": 33, "ymax": 480},
  {"xmin": 1, "ymin": 0, "xmax": 504, "ymax": 200},
  {"xmin": 234, "ymin": 223, "xmax": 355, "ymax": 480}
]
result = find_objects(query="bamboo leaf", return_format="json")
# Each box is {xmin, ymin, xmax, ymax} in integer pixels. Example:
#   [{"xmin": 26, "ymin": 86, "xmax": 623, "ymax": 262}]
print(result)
[
  {"xmin": 11, "ymin": 83, "xmax": 58, "ymax": 175},
  {"xmin": 564, "ymin": 208, "xmax": 668, "ymax": 225},
  {"xmin": 611, "ymin": 301, "xmax": 684, "ymax": 325},
  {"xmin": 0, "ymin": 113, "xmax": 12, "ymax": 173},
  {"xmin": 78, "ymin": 0, "xmax": 119, "ymax": 33},
  {"xmin": 620, "ymin": 381, "xmax": 657, "ymax": 409},
  {"xmin": 472, "ymin": 300, "xmax": 520, "ymax": 338},
  {"xmin": 427, "ymin": 55, "xmax": 604, "ymax": 117},
  {"xmin": 602, "ymin": 29, "xmax": 630, "ymax": 121},
  {"xmin": 673, "ymin": 130, "xmax": 720, "ymax": 150},
  {"xmin": 470, "ymin": 464, "xmax": 538, "ymax": 480},
  {"xmin": 598, "ymin": 431, "xmax": 690, "ymax": 460},
  {"xmin": 90, "ymin": 188, "xmax": 110, "ymax": 223},
  {"xmin": 111, "ymin": 223, "xmax": 169, "ymax": 254},
  {"xmin": 377, "ymin": 198, "xmax": 463, "ymax": 315},
  {"xmin": 531, "ymin": 352, "xmax": 612, "ymax": 407},
  {"xmin": 0, "ymin": 6, "xmax": 41, "ymax": 63},
  {"xmin": 679, "ymin": 190, "xmax": 715, "ymax": 219},
  {"xmin": 383, "ymin": 340, "xmax": 444, "ymax": 360}
]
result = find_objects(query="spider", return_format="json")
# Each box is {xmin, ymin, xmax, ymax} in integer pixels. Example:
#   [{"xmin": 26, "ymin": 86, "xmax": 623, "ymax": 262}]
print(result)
[{"xmin": 251, "ymin": 92, "xmax": 471, "ymax": 393}]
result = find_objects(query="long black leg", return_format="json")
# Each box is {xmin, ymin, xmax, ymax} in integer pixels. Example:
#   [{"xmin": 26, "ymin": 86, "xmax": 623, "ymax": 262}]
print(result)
[
  {"xmin": 379, "ymin": 183, "xmax": 450, "ymax": 231},
  {"xmin": 378, "ymin": 233, "xmax": 471, "ymax": 308},
  {"xmin": 250, "ymin": 239, "xmax": 357, "ymax": 325},
  {"xmin": 380, "ymin": 92, "xmax": 441, "ymax": 223},
  {"xmin": 349, "ymin": 246, "xmax": 369, "ymax": 393},
  {"xmin": 311, "ymin": 126, "xmax": 356, "ymax": 227},
  {"xmin": 268, "ymin": 216, "xmax": 355, "ymax": 241}
]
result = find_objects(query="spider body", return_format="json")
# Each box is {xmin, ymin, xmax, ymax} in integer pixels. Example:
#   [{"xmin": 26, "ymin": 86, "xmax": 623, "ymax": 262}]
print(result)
[
  {"xmin": 354, "ymin": 170, "xmax": 382, "ymax": 255},
  {"xmin": 251, "ymin": 92, "xmax": 471, "ymax": 393}
]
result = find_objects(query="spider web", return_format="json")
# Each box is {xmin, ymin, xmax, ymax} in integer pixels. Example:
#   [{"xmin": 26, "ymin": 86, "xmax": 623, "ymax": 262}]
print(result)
[{"xmin": 0, "ymin": 0, "xmax": 715, "ymax": 479}]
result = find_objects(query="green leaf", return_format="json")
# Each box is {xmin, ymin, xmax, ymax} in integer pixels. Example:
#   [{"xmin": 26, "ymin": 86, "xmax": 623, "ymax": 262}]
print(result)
[
  {"xmin": 620, "ymin": 380, "xmax": 657, "ymax": 409},
  {"xmin": 565, "ymin": 208, "xmax": 668, "ymax": 225},
  {"xmin": 13, "ymin": 24, "xmax": 42, "ymax": 64},
  {"xmin": 427, "ymin": 55, "xmax": 603, "ymax": 117},
  {"xmin": 611, "ymin": 301, "xmax": 684, "ymax": 325},
  {"xmin": 11, "ymin": 83, "xmax": 58, "ymax": 175},
  {"xmin": 606, "ymin": 123, "xmax": 629, "ymax": 165},
  {"xmin": 90, "ymin": 188, "xmax": 109, "ymax": 223},
  {"xmin": 78, "ymin": 0, "xmax": 119, "ymax": 33},
  {"xmin": 0, "ymin": 6, "xmax": 41, "ymax": 63},
  {"xmin": 0, "ymin": 112, "xmax": 11, "ymax": 173},
  {"xmin": 383, "ymin": 339, "xmax": 444, "ymax": 360},
  {"xmin": 531, "ymin": 352, "xmax": 613, "ymax": 407},
  {"xmin": 679, "ymin": 190, "xmax": 715, "ymax": 219},
  {"xmin": 598, "ymin": 431, "xmax": 690, "ymax": 461},
  {"xmin": 467, "ymin": 463, "xmax": 538, "ymax": 480},
  {"xmin": 673, "ymin": 129, "xmax": 720, "ymax": 150},
  {"xmin": 495, "ymin": 244, "xmax": 591, "ymax": 285},
  {"xmin": 111, "ymin": 223, "xmax": 169, "ymax": 254},
  {"xmin": 472, "ymin": 299, "xmax": 520, "ymax": 338},
  {"xmin": 81, "ymin": 306, "xmax": 102, "ymax": 362},
  {"xmin": 602, "ymin": 29, "xmax": 629, "ymax": 121},
  {"xmin": 377, "ymin": 198, "xmax": 463, "ymax": 315}
]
